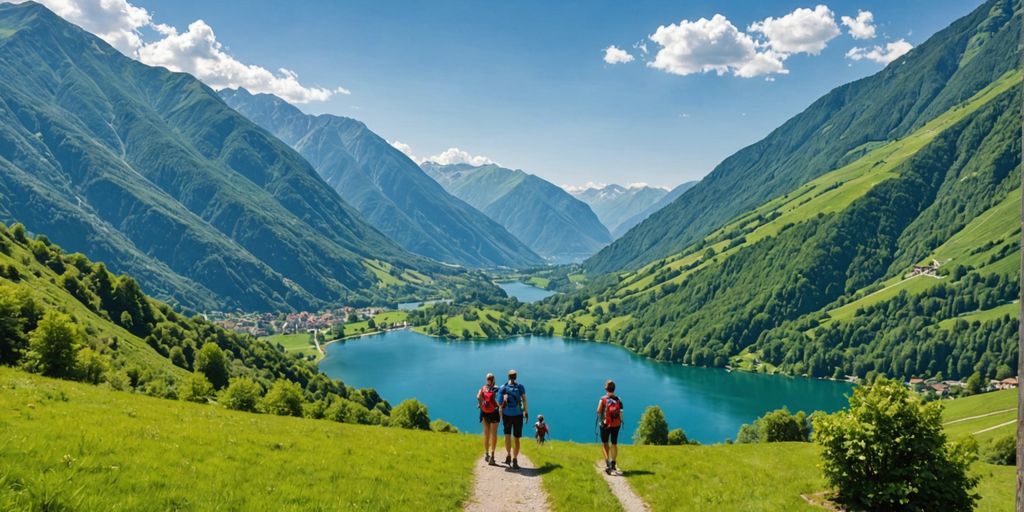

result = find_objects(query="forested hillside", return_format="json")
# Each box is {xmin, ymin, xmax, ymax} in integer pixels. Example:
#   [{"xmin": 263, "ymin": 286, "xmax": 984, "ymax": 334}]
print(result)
[
  {"xmin": 586, "ymin": 0, "xmax": 1021, "ymax": 273},
  {"xmin": 220, "ymin": 89, "xmax": 542, "ymax": 269},
  {"xmin": 0, "ymin": 2, "xmax": 475, "ymax": 312},
  {"xmin": 528, "ymin": 62, "xmax": 1021, "ymax": 381},
  {"xmin": 424, "ymin": 163, "xmax": 611, "ymax": 262},
  {"xmin": 0, "ymin": 221, "xmax": 393, "ymax": 421}
]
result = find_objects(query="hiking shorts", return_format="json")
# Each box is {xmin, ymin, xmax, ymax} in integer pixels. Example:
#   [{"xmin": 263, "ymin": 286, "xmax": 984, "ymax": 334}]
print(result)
[
  {"xmin": 503, "ymin": 414, "xmax": 524, "ymax": 438},
  {"xmin": 600, "ymin": 425, "xmax": 621, "ymax": 445},
  {"xmin": 480, "ymin": 410, "xmax": 500, "ymax": 424}
]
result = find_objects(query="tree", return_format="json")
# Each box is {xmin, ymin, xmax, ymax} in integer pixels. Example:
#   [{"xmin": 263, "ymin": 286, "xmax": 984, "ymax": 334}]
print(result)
[
  {"xmin": 75, "ymin": 347, "xmax": 108, "ymax": 384},
  {"xmin": 758, "ymin": 408, "xmax": 809, "ymax": 442},
  {"xmin": 179, "ymin": 372, "xmax": 215, "ymax": 403},
  {"xmin": 634, "ymin": 405, "xmax": 669, "ymax": 445},
  {"xmin": 24, "ymin": 311, "xmax": 81, "ymax": 378},
  {"xmin": 965, "ymin": 372, "xmax": 983, "ymax": 395},
  {"xmin": 0, "ymin": 282, "xmax": 26, "ymax": 364},
  {"xmin": 667, "ymin": 428, "xmax": 689, "ymax": 445},
  {"xmin": 261, "ymin": 380, "xmax": 304, "ymax": 416},
  {"xmin": 169, "ymin": 346, "xmax": 188, "ymax": 369},
  {"xmin": 814, "ymin": 378, "xmax": 978, "ymax": 511},
  {"xmin": 325, "ymin": 398, "xmax": 372, "ymax": 424},
  {"xmin": 389, "ymin": 399, "xmax": 430, "ymax": 430},
  {"xmin": 220, "ymin": 377, "xmax": 262, "ymax": 412},
  {"xmin": 736, "ymin": 423, "xmax": 761, "ymax": 443},
  {"xmin": 194, "ymin": 342, "xmax": 229, "ymax": 389}
]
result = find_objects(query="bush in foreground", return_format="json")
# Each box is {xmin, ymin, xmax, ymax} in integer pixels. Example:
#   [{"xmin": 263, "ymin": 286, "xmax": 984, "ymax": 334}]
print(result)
[
  {"xmin": 814, "ymin": 378, "xmax": 978, "ymax": 511},
  {"xmin": 261, "ymin": 380, "xmax": 304, "ymax": 417},
  {"xmin": 431, "ymin": 419, "xmax": 459, "ymax": 433},
  {"xmin": 221, "ymin": 377, "xmax": 262, "ymax": 412}
]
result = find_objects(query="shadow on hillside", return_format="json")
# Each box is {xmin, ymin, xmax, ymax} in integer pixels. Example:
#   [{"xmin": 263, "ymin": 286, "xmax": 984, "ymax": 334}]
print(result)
[
  {"xmin": 619, "ymin": 469, "xmax": 654, "ymax": 477},
  {"xmin": 512, "ymin": 463, "xmax": 561, "ymax": 477}
]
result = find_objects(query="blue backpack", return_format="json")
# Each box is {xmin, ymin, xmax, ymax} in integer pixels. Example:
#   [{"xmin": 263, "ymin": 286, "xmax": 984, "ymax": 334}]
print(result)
[{"xmin": 503, "ymin": 383, "xmax": 522, "ymax": 408}]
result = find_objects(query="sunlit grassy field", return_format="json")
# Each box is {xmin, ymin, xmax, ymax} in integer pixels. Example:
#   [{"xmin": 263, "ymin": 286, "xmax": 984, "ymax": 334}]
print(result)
[{"xmin": 0, "ymin": 368, "xmax": 480, "ymax": 511}]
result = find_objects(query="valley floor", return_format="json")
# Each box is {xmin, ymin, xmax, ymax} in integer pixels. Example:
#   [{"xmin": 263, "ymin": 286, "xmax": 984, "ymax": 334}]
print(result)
[{"xmin": 0, "ymin": 368, "xmax": 1014, "ymax": 511}]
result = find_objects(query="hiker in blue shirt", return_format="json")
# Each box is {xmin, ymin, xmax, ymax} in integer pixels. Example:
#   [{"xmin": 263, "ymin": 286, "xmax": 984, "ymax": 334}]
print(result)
[{"xmin": 497, "ymin": 369, "xmax": 528, "ymax": 470}]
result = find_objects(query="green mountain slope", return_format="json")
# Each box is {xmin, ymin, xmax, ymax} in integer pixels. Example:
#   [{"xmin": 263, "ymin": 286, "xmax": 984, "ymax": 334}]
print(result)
[
  {"xmin": 531, "ymin": 58, "xmax": 1020, "ymax": 382},
  {"xmin": 0, "ymin": 2, "xmax": 463, "ymax": 312},
  {"xmin": 424, "ymin": 163, "xmax": 611, "ymax": 263},
  {"xmin": 570, "ymin": 184, "xmax": 670, "ymax": 238},
  {"xmin": 220, "ymin": 89, "xmax": 542, "ymax": 269},
  {"xmin": 585, "ymin": 0, "xmax": 1021, "ymax": 274}
]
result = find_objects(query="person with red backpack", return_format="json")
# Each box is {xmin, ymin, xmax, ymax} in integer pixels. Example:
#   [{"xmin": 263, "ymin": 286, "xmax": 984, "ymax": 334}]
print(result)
[
  {"xmin": 477, "ymin": 372, "xmax": 500, "ymax": 465},
  {"xmin": 597, "ymin": 379, "xmax": 623, "ymax": 474}
]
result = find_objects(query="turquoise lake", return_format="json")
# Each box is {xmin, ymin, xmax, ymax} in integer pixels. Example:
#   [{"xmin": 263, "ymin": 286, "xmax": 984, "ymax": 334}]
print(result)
[
  {"xmin": 497, "ymin": 281, "xmax": 555, "ymax": 303},
  {"xmin": 319, "ymin": 330, "xmax": 853, "ymax": 444}
]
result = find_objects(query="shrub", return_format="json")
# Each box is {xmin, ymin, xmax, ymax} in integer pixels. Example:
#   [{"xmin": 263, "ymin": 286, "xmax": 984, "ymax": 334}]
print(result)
[
  {"xmin": 220, "ymin": 378, "xmax": 262, "ymax": 412},
  {"xmin": 982, "ymin": 435, "xmax": 1015, "ymax": 466},
  {"xmin": 738, "ymin": 408, "xmax": 812, "ymax": 443},
  {"xmin": 179, "ymin": 372, "xmax": 215, "ymax": 403},
  {"xmin": 667, "ymin": 428, "xmax": 689, "ymax": 445},
  {"xmin": 325, "ymin": 398, "xmax": 373, "ymax": 424},
  {"xmin": 24, "ymin": 311, "xmax": 82, "ymax": 378},
  {"xmin": 634, "ymin": 405, "xmax": 669, "ymax": 445},
  {"xmin": 75, "ymin": 347, "xmax": 109, "ymax": 384},
  {"xmin": 389, "ymin": 399, "xmax": 430, "ymax": 430},
  {"xmin": 814, "ymin": 378, "xmax": 978, "ymax": 511},
  {"xmin": 261, "ymin": 380, "xmax": 304, "ymax": 417},
  {"xmin": 431, "ymin": 419, "xmax": 459, "ymax": 433},
  {"xmin": 194, "ymin": 342, "xmax": 229, "ymax": 389}
]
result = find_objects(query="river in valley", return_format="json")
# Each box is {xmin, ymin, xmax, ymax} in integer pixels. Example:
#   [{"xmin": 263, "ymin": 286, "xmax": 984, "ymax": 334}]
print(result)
[{"xmin": 319, "ymin": 330, "xmax": 852, "ymax": 444}]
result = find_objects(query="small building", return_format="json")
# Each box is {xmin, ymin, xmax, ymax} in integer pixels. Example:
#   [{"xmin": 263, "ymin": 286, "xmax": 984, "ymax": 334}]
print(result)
[
  {"xmin": 997, "ymin": 377, "xmax": 1018, "ymax": 390},
  {"xmin": 929, "ymin": 383, "xmax": 948, "ymax": 396}
]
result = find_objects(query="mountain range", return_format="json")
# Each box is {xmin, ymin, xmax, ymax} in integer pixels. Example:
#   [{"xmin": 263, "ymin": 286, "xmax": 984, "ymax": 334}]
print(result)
[
  {"xmin": 423, "ymin": 163, "xmax": 611, "ymax": 263},
  {"xmin": 220, "ymin": 89, "xmax": 541, "ymax": 269},
  {"xmin": 571, "ymin": 183, "xmax": 695, "ymax": 238},
  {"xmin": 0, "ymin": 1, "xmax": 478, "ymax": 312},
  {"xmin": 536, "ymin": 0, "xmax": 1021, "ymax": 382}
]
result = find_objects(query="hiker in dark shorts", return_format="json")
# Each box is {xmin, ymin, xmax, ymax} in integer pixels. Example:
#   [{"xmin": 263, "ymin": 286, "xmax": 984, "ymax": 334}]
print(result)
[
  {"xmin": 597, "ymin": 379, "xmax": 623, "ymax": 474},
  {"xmin": 477, "ymin": 373, "xmax": 500, "ymax": 465},
  {"xmin": 497, "ymin": 369, "xmax": 528, "ymax": 470}
]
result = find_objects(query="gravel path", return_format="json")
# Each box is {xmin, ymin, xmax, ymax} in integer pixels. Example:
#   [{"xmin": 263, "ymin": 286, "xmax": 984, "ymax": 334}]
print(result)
[
  {"xmin": 464, "ymin": 453, "xmax": 550, "ymax": 512},
  {"xmin": 596, "ymin": 462, "xmax": 651, "ymax": 512}
]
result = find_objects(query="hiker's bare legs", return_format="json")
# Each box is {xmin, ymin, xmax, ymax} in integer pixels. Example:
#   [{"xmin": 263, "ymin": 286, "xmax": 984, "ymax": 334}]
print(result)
[
  {"xmin": 610, "ymin": 443, "xmax": 618, "ymax": 462},
  {"xmin": 505, "ymin": 433, "xmax": 512, "ymax": 457},
  {"xmin": 601, "ymin": 441, "xmax": 610, "ymax": 461},
  {"xmin": 513, "ymin": 437, "xmax": 521, "ymax": 458},
  {"xmin": 482, "ymin": 420, "xmax": 491, "ymax": 455},
  {"xmin": 488, "ymin": 422, "xmax": 498, "ymax": 454}
]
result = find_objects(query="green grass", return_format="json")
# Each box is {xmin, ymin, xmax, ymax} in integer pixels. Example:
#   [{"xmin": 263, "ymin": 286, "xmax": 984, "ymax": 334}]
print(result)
[
  {"xmin": 939, "ymin": 301, "xmax": 1018, "ymax": 329},
  {"xmin": 262, "ymin": 332, "xmax": 318, "ymax": 357},
  {"xmin": 528, "ymin": 276, "xmax": 551, "ymax": 289},
  {"xmin": 363, "ymin": 260, "xmax": 402, "ymax": 288},
  {"xmin": 373, "ymin": 311, "xmax": 409, "ymax": 326},
  {"xmin": 0, "ymin": 367, "xmax": 480, "ymax": 511},
  {"xmin": 942, "ymin": 389, "xmax": 1017, "ymax": 443},
  {"xmin": 827, "ymin": 275, "xmax": 944, "ymax": 322},
  {"xmin": 626, "ymin": 443, "xmax": 825, "ymax": 511},
  {"xmin": 522, "ymin": 441, "xmax": 622, "ymax": 511}
]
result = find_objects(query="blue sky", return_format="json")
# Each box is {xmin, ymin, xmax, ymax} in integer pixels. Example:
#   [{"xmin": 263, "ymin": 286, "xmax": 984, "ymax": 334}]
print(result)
[{"xmin": 46, "ymin": 0, "xmax": 984, "ymax": 188}]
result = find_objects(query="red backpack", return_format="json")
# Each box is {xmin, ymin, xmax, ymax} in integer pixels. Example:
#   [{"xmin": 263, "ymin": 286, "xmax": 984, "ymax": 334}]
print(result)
[
  {"xmin": 480, "ymin": 386, "xmax": 498, "ymax": 413},
  {"xmin": 603, "ymin": 396, "xmax": 622, "ymax": 428}
]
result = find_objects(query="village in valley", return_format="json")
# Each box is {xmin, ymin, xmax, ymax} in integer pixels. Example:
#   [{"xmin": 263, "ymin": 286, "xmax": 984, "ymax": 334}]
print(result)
[{"xmin": 208, "ymin": 307, "xmax": 393, "ymax": 338}]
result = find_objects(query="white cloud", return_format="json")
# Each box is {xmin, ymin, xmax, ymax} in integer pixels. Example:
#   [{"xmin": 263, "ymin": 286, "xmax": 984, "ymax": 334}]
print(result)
[
  {"xmin": 846, "ymin": 39, "xmax": 913, "ymax": 64},
  {"xmin": 603, "ymin": 45, "xmax": 635, "ymax": 64},
  {"xmin": 841, "ymin": 10, "xmax": 876, "ymax": 40},
  {"xmin": 389, "ymin": 140, "xmax": 423, "ymax": 164},
  {"xmin": 11, "ymin": 0, "xmax": 346, "ymax": 103},
  {"xmin": 748, "ymin": 5, "xmax": 840, "ymax": 55},
  {"xmin": 138, "ymin": 21, "xmax": 348, "ymax": 103},
  {"xmin": 648, "ymin": 14, "xmax": 787, "ymax": 78},
  {"xmin": 426, "ymin": 147, "xmax": 495, "ymax": 167}
]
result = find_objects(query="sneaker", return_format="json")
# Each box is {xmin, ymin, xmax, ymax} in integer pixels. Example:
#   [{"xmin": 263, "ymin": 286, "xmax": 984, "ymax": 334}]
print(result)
[
  {"xmin": 489, "ymin": 454, "xmax": 498, "ymax": 466},
  {"xmin": 484, "ymin": 453, "xmax": 490, "ymax": 463},
  {"xmin": 611, "ymin": 460, "xmax": 617, "ymax": 470},
  {"xmin": 505, "ymin": 455, "xmax": 512, "ymax": 465},
  {"xmin": 512, "ymin": 459, "xmax": 520, "ymax": 470}
]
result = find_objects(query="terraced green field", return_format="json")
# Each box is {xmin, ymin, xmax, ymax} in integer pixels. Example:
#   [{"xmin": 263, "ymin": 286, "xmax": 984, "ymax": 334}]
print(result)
[{"xmin": 263, "ymin": 332, "xmax": 318, "ymax": 357}]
